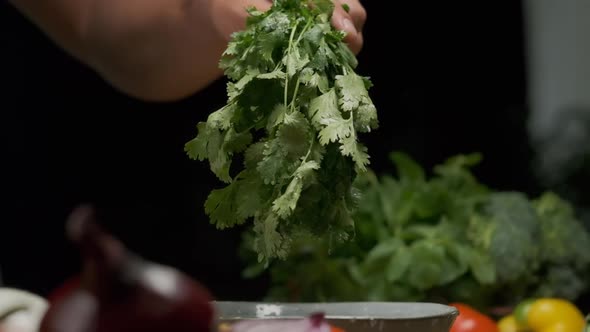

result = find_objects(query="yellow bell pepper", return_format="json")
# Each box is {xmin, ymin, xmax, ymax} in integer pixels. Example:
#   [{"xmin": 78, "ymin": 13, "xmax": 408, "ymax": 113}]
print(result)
[{"xmin": 509, "ymin": 298, "xmax": 585, "ymax": 332}]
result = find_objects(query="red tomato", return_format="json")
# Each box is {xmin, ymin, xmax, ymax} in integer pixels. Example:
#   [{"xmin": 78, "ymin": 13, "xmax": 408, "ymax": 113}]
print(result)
[
  {"xmin": 330, "ymin": 325, "xmax": 346, "ymax": 332},
  {"xmin": 449, "ymin": 303, "xmax": 499, "ymax": 332}
]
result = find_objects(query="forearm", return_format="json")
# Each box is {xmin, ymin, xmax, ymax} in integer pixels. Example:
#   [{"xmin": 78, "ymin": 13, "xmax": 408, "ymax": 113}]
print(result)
[
  {"xmin": 10, "ymin": 0, "xmax": 228, "ymax": 101},
  {"xmin": 9, "ymin": 0, "xmax": 94, "ymax": 61},
  {"xmin": 83, "ymin": 0, "xmax": 227, "ymax": 101}
]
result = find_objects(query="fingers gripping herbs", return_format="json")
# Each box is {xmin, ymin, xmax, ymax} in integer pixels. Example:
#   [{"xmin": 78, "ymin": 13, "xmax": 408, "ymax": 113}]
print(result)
[{"xmin": 185, "ymin": 0, "xmax": 378, "ymax": 262}]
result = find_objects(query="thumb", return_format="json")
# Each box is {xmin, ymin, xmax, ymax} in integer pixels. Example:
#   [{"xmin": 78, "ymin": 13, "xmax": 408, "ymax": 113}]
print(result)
[
  {"xmin": 251, "ymin": 0, "xmax": 272, "ymax": 11},
  {"xmin": 331, "ymin": 5, "xmax": 363, "ymax": 54}
]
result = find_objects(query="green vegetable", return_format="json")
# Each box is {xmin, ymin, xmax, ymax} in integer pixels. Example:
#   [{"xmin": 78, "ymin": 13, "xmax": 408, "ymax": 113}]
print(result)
[
  {"xmin": 468, "ymin": 192, "xmax": 541, "ymax": 285},
  {"xmin": 185, "ymin": 0, "xmax": 378, "ymax": 263},
  {"xmin": 242, "ymin": 152, "xmax": 590, "ymax": 308},
  {"xmin": 531, "ymin": 192, "xmax": 590, "ymax": 299}
]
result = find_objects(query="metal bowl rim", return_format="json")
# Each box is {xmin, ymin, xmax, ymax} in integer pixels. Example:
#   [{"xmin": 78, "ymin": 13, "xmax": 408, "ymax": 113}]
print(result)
[{"xmin": 213, "ymin": 301, "xmax": 459, "ymax": 321}]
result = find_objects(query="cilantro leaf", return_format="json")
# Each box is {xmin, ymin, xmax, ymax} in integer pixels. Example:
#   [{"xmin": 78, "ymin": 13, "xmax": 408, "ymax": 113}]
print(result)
[
  {"xmin": 184, "ymin": 123, "xmax": 209, "ymax": 161},
  {"xmin": 319, "ymin": 117, "xmax": 352, "ymax": 145},
  {"xmin": 223, "ymin": 128, "xmax": 252, "ymax": 154},
  {"xmin": 340, "ymin": 135, "xmax": 370, "ymax": 171},
  {"xmin": 244, "ymin": 142, "xmax": 266, "ymax": 169},
  {"xmin": 272, "ymin": 160, "xmax": 320, "ymax": 219},
  {"xmin": 336, "ymin": 73, "xmax": 369, "ymax": 112},
  {"xmin": 185, "ymin": 123, "xmax": 232, "ymax": 183},
  {"xmin": 204, "ymin": 182, "xmax": 245, "ymax": 229},
  {"xmin": 285, "ymin": 48, "xmax": 310, "ymax": 77},
  {"xmin": 258, "ymin": 70, "xmax": 286, "ymax": 80},
  {"xmin": 236, "ymin": 171, "xmax": 271, "ymax": 219},
  {"xmin": 207, "ymin": 103, "xmax": 237, "ymax": 130},
  {"xmin": 355, "ymin": 103, "xmax": 379, "ymax": 132},
  {"xmin": 266, "ymin": 104, "xmax": 287, "ymax": 131},
  {"xmin": 309, "ymin": 89, "xmax": 340, "ymax": 126},
  {"xmin": 257, "ymin": 137, "xmax": 291, "ymax": 185},
  {"xmin": 253, "ymin": 213, "xmax": 289, "ymax": 262},
  {"xmin": 311, "ymin": 0, "xmax": 335, "ymax": 15}
]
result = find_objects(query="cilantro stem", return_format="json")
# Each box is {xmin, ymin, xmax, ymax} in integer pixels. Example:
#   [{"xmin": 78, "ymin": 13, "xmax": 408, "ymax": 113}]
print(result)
[
  {"xmin": 290, "ymin": 75, "xmax": 301, "ymax": 112},
  {"xmin": 273, "ymin": 61, "xmax": 283, "ymax": 72},
  {"xmin": 290, "ymin": 137, "xmax": 315, "ymax": 178},
  {"xmin": 302, "ymin": 137, "xmax": 315, "ymax": 163},
  {"xmin": 295, "ymin": 19, "xmax": 313, "ymax": 45},
  {"xmin": 348, "ymin": 112, "xmax": 357, "ymax": 140},
  {"xmin": 284, "ymin": 22, "xmax": 300, "ymax": 108},
  {"xmin": 287, "ymin": 18, "xmax": 313, "ymax": 112}
]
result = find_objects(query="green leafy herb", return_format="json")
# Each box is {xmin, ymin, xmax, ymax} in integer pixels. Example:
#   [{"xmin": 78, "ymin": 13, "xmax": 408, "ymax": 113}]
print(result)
[
  {"xmin": 185, "ymin": 0, "xmax": 378, "ymax": 263},
  {"xmin": 242, "ymin": 152, "xmax": 590, "ymax": 309}
]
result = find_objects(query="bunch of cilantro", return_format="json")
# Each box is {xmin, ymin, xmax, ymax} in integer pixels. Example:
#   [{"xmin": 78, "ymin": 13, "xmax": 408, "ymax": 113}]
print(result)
[
  {"xmin": 241, "ymin": 152, "xmax": 590, "ymax": 310},
  {"xmin": 185, "ymin": 0, "xmax": 378, "ymax": 263}
]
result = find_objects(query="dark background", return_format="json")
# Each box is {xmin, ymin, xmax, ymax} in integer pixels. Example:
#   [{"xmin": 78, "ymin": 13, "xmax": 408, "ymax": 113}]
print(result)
[{"xmin": 1, "ymin": 1, "xmax": 538, "ymax": 300}]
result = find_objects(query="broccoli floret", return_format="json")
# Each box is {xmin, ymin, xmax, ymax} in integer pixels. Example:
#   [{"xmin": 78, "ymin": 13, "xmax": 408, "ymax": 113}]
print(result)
[
  {"xmin": 468, "ymin": 192, "xmax": 541, "ymax": 284},
  {"xmin": 533, "ymin": 265, "xmax": 587, "ymax": 300},
  {"xmin": 534, "ymin": 192, "xmax": 590, "ymax": 268},
  {"xmin": 531, "ymin": 192, "xmax": 590, "ymax": 299}
]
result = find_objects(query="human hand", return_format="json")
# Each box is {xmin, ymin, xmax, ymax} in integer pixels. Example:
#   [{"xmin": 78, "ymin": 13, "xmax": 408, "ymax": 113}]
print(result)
[
  {"xmin": 211, "ymin": 0, "xmax": 366, "ymax": 54},
  {"xmin": 331, "ymin": 0, "xmax": 366, "ymax": 54}
]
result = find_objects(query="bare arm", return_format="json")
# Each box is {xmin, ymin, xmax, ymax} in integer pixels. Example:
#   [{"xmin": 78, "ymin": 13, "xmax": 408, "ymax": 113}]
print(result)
[
  {"xmin": 9, "ymin": 0, "xmax": 365, "ymax": 102},
  {"xmin": 9, "ymin": 0, "xmax": 261, "ymax": 101}
]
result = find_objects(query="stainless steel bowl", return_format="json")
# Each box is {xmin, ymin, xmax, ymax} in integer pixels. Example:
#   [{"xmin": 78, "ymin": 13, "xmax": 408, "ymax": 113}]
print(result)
[{"xmin": 213, "ymin": 302, "xmax": 458, "ymax": 332}]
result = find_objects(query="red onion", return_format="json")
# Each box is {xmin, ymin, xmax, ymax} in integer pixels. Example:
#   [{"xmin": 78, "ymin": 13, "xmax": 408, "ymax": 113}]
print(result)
[
  {"xmin": 224, "ymin": 313, "xmax": 332, "ymax": 332},
  {"xmin": 39, "ymin": 205, "xmax": 215, "ymax": 332}
]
